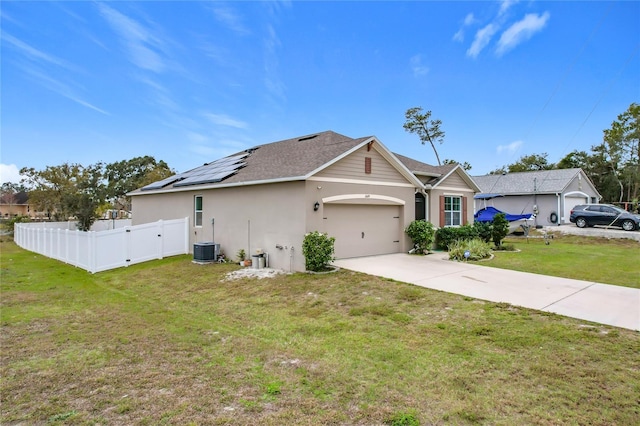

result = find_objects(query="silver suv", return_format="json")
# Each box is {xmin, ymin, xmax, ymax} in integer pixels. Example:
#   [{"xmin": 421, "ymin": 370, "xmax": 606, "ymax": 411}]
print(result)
[{"xmin": 569, "ymin": 204, "xmax": 640, "ymax": 231}]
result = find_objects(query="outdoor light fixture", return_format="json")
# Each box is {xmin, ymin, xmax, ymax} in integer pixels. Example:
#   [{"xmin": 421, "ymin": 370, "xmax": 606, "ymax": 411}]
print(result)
[{"xmin": 313, "ymin": 202, "xmax": 320, "ymax": 211}]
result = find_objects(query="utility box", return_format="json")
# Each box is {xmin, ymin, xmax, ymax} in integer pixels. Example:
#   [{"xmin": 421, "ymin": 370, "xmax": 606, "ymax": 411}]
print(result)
[{"xmin": 194, "ymin": 242, "xmax": 219, "ymax": 263}]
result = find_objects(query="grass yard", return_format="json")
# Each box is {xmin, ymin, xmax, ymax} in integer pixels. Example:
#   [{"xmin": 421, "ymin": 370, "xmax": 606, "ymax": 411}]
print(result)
[
  {"xmin": 1, "ymin": 240, "xmax": 639, "ymax": 425},
  {"xmin": 487, "ymin": 232, "xmax": 640, "ymax": 288}
]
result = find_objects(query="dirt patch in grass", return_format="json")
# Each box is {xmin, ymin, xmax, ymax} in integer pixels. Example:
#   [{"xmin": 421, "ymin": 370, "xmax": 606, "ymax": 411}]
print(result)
[{"xmin": 2, "ymin": 241, "xmax": 639, "ymax": 425}]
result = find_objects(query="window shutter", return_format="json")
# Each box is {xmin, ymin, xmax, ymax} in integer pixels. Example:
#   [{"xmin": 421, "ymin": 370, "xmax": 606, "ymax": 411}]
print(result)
[
  {"xmin": 462, "ymin": 196, "xmax": 468, "ymax": 225},
  {"xmin": 439, "ymin": 195, "xmax": 445, "ymax": 227},
  {"xmin": 365, "ymin": 157, "xmax": 372, "ymax": 174}
]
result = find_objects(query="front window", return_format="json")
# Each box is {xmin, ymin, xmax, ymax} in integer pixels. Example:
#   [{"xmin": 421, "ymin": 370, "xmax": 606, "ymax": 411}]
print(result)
[
  {"xmin": 194, "ymin": 195, "xmax": 203, "ymax": 227},
  {"xmin": 444, "ymin": 196, "xmax": 461, "ymax": 226}
]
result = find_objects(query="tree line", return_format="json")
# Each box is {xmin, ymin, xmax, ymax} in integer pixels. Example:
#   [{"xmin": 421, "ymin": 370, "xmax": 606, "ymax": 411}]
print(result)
[
  {"xmin": 405, "ymin": 103, "xmax": 639, "ymax": 205},
  {"xmin": 2, "ymin": 156, "xmax": 173, "ymax": 231}
]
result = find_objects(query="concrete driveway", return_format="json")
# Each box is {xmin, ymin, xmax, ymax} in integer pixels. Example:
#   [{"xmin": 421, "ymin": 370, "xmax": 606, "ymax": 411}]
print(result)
[{"xmin": 333, "ymin": 253, "xmax": 640, "ymax": 331}]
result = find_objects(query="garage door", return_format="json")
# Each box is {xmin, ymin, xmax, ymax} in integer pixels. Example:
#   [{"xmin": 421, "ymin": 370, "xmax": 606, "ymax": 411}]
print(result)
[
  {"xmin": 564, "ymin": 196, "xmax": 588, "ymax": 223},
  {"xmin": 324, "ymin": 204, "xmax": 402, "ymax": 258}
]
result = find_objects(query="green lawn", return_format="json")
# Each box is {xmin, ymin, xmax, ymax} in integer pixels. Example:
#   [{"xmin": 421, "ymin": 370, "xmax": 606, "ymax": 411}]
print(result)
[
  {"xmin": 1, "ymin": 240, "xmax": 639, "ymax": 425},
  {"xmin": 486, "ymin": 232, "xmax": 640, "ymax": 288}
]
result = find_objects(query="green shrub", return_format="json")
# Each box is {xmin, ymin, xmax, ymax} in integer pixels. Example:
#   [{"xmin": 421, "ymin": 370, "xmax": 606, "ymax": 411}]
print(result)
[
  {"xmin": 448, "ymin": 238, "xmax": 493, "ymax": 261},
  {"xmin": 473, "ymin": 221, "xmax": 492, "ymax": 243},
  {"xmin": 491, "ymin": 213, "xmax": 509, "ymax": 248},
  {"xmin": 386, "ymin": 410, "xmax": 420, "ymax": 426},
  {"xmin": 435, "ymin": 224, "xmax": 478, "ymax": 250},
  {"xmin": 302, "ymin": 231, "xmax": 336, "ymax": 272},
  {"xmin": 1, "ymin": 215, "xmax": 30, "ymax": 233},
  {"xmin": 236, "ymin": 249, "xmax": 246, "ymax": 262},
  {"xmin": 405, "ymin": 220, "xmax": 435, "ymax": 254}
]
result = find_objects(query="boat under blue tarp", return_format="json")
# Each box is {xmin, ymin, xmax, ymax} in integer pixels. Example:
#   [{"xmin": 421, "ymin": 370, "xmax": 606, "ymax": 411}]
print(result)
[{"xmin": 474, "ymin": 206, "xmax": 534, "ymax": 223}]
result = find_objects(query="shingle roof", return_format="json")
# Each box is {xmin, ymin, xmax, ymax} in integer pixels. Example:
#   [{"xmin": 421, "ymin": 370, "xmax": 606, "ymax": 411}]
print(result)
[
  {"xmin": 0, "ymin": 191, "xmax": 28, "ymax": 205},
  {"xmin": 393, "ymin": 153, "xmax": 456, "ymax": 176},
  {"xmin": 137, "ymin": 131, "xmax": 373, "ymax": 192},
  {"xmin": 472, "ymin": 169, "xmax": 583, "ymax": 195},
  {"xmin": 222, "ymin": 131, "xmax": 370, "ymax": 184},
  {"xmin": 137, "ymin": 130, "xmax": 460, "ymax": 194}
]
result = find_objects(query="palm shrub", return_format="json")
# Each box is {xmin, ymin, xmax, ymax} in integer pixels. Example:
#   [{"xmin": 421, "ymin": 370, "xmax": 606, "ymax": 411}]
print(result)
[
  {"xmin": 448, "ymin": 238, "xmax": 492, "ymax": 261},
  {"xmin": 491, "ymin": 213, "xmax": 509, "ymax": 248},
  {"xmin": 302, "ymin": 231, "xmax": 336, "ymax": 271},
  {"xmin": 405, "ymin": 220, "xmax": 435, "ymax": 254}
]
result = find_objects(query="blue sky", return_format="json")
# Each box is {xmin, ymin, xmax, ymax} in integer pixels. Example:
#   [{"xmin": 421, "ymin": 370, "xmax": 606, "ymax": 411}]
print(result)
[{"xmin": 1, "ymin": 1, "xmax": 638, "ymax": 184}]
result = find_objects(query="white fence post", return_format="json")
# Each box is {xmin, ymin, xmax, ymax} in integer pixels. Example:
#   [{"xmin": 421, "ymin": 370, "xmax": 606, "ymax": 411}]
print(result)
[
  {"xmin": 184, "ymin": 217, "xmax": 190, "ymax": 254},
  {"xmin": 158, "ymin": 220, "xmax": 164, "ymax": 259},
  {"xmin": 125, "ymin": 225, "xmax": 132, "ymax": 268},
  {"xmin": 89, "ymin": 231, "xmax": 96, "ymax": 273}
]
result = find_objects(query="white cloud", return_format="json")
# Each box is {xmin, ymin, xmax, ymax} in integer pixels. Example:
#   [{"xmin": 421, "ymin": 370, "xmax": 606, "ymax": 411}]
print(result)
[
  {"xmin": 203, "ymin": 113, "xmax": 248, "ymax": 129},
  {"xmin": 2, "ymin": 32, "xmax": 77, "ymax": 71},
  {"xmin": 499, "ymin": 0, "xmax": 519, "ymax": 17},
  {"xmin": 263, "ymin": 24, "xmax": 286, "ymax": 101},
  {"xmin": 22, "ymin": 67, "xmax": 109, "ymax": 115},
  {"xmin": 453, "ymin": 13, "xmax": 476, "ymax": 43},
  {"xmin": 189, "ymin": 144, "xmax": 217, "ymax": 158},
  {"xmin": 467, "ymin": 23, "xmax": 498, "ymax": 58},
  {"xmin": 98, "ymin": 3, "xmax": 165, "ymax": 73},
  {"xmin": 212, "ymin": 6, "xmax": 250, "ymax": 35},
  {"xmin": 410, "ymin": 54, "xmax": 429, "ymax": 77},
  {"xmin": 187, "ymin": 131, "xmax": 209, "ymax": 144},
  {"xmin": 496, "ymin": 12, "xmax": 550, "ymax": 56},
  {"xmin": 0, "ymin": 164, "xmax": 22, "ymax": 184},
  {"xmin": 188, "ymin": 139, "xmax": 246, "ymax": 160},
  {"xmin": 497, "ymin": 140, "xmax": 523, "ymax": 154},
  {"xmin": 464, "ymin": 13, "xmax": 477, "ymax": 26}
]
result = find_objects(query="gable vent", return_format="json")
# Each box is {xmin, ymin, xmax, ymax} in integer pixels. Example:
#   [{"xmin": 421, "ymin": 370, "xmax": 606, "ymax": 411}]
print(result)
[
  {"xmin": 365, "ymin": 157, "xmax": 372, "ymax": 174},
  {"xmin": 298, "ymin": 134, "xmax": 318, "ymax": 142}
]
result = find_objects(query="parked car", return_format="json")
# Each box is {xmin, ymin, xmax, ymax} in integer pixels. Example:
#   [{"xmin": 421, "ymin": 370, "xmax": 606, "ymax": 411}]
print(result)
[{"xmin": 569, "ymin": 204, "xmax": 640, "ymax": 231}]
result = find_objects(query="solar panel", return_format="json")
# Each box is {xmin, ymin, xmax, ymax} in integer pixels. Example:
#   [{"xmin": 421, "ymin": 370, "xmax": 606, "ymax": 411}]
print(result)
[
  {"xmin": 173, "ymin": 169, "xmax": 237, "ymax": 187},
  {"xmin": 140, "ymin": 175, "xmax": 182, "ymax": 191},
  {"xmin": 141, "ymin": 152, "xmax": 248, "ymax": 190},
  {"xmin": 208, "ymin": 154, "xmax": 248, "ymax": 168}
]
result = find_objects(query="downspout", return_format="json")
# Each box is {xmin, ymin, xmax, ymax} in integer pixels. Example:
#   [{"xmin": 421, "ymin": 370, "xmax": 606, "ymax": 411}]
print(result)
[{"xmin": 423, "ymin": 189, "xmax": 429, "ymax": 222}]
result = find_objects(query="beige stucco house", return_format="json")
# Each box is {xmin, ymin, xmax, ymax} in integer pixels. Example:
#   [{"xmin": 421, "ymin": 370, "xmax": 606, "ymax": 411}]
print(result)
[
  {"xmin": 130, "ymin": 131, "xmax": 479, "ymax": 271},
  {"xmin": 0, "ymin": 191, "xmax": 30, "ymax": 218}
]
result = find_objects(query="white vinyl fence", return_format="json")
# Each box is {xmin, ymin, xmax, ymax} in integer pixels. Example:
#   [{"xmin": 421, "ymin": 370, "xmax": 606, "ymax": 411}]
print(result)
[
  {"xmin": 15, "ymin": 218, "xmax": 189, "ymax": 273},
  {"xmin": 21, "ymin": 219, "xmax": 133, "ymax": 232}
]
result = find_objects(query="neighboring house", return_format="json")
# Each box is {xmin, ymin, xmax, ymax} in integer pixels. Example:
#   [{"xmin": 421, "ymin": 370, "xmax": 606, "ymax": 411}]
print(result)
[
  {"xmin": 0, "ymin": 191, "xmax": 29, "ymax": 218},
  {"xmin": 130, "ymin": 131, "xmax": 479, "ymax": 271},
  {"xmin": 472, "ymin": 168, "xmax": 601, "ymax": 227}
]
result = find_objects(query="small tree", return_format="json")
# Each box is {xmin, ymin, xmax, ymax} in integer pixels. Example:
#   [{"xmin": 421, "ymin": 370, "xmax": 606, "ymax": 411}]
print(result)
[
  {"xmin": 2, "ymin": 214, "xmax": 30, "ymax": 234},
  {"xmin": 403, "ymin": 106, "xmax": 445, "ymax": 166},
  {"xmin": 491, "ymin": 213, "xmax": 509, "ymax": 248},
  {"xmin": 405, "ymin": 220, "xmax": 435, "ymax": 254},
  {"xmin": 302, "ymin": 231, "xmax": 336, "ymax": 272}
]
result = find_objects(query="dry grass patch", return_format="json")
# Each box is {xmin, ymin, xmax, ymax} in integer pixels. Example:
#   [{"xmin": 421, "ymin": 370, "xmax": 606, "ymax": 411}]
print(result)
[{"xmin": 1, "ymin": 241, "xmax": 639, "ymax": 425}]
